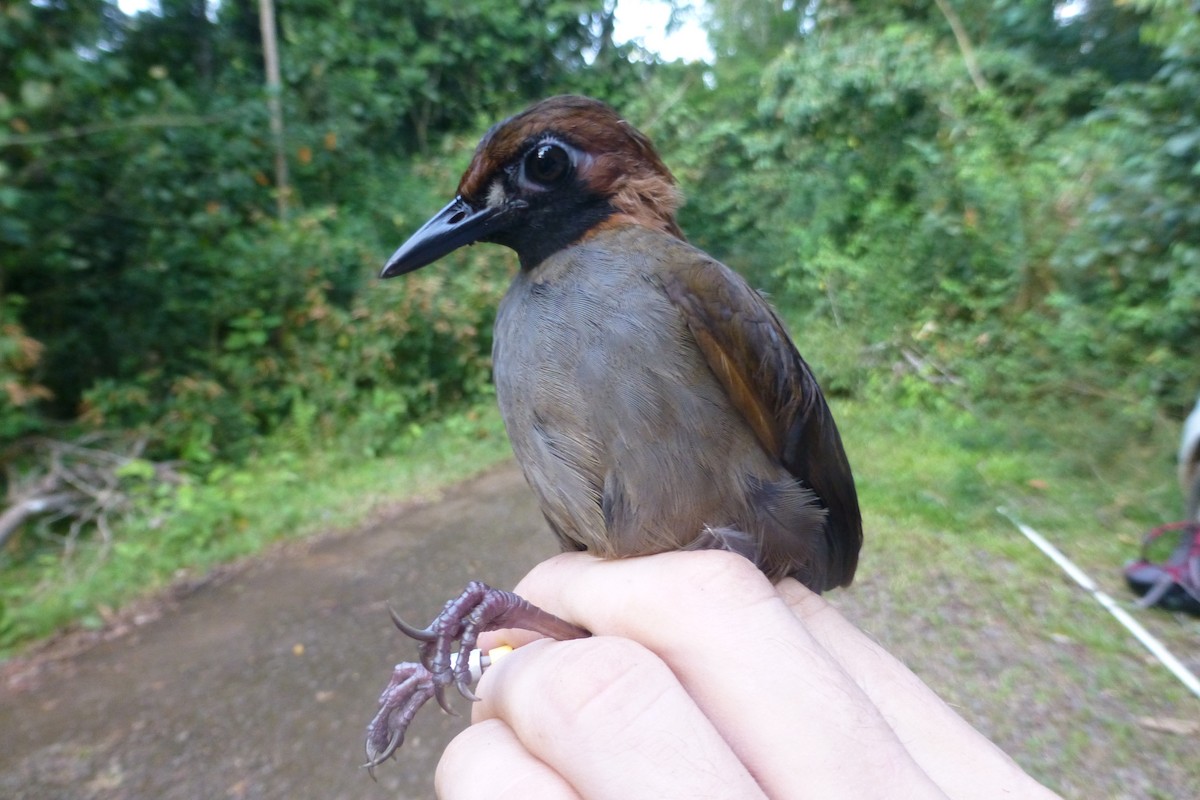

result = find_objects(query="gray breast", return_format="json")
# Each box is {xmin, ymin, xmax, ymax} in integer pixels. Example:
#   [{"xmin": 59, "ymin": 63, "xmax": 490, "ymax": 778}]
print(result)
[{"xmin": 492, "ymin": 226, "xmax": 824, "ymax": 573}]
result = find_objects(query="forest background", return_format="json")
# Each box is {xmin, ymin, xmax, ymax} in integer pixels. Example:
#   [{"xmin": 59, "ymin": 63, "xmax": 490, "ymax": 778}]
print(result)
[{"xmin": 1, "ymin": 0, "xmax": 1198, "ymax": 675}]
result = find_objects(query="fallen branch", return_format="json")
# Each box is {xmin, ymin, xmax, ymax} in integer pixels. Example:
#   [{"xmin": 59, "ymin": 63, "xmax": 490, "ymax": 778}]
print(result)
[
  {"xmin": 0, "ymin": 435, "xmax": 181, "ymax": 555},
  {"xmin": 897, "ymin": 347, "xmax": 966, "ymax": 387},
  {"xmin": 0, "ymin": 492, "xmax": 79, "ymax": 550}
]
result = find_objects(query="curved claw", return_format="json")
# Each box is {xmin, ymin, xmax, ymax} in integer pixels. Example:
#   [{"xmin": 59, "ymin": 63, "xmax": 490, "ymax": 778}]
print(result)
[
  {"xmin": 388, "ymin": 605, "xmax": 438, "ymax": 642},
  {"xmin": 452, "ymin": 648, "xmax": 481, "ymax": 701},
  {"xmin": 433, "ymin": 683, "xmax": 458, "ymax": 716},
  {"xmin": 456, "ymin": 679, "xmax": 481, "ymax": 703},
  {"xmin": 364, "ymin": 727, "xmax": 403, "ymax": 777}
]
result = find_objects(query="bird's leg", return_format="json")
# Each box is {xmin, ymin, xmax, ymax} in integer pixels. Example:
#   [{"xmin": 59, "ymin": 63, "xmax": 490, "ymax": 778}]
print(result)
[{"xmin": 364, "ymin": 580, "xmax": 590, "ymax": 770}]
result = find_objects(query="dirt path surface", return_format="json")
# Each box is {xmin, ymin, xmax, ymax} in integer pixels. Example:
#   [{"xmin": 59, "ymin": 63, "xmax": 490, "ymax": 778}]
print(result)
[
  {"xmin": 0, "ymin": 464, "xmax": 561, "ymax": 800},
  {"xmin": 2, "ymin": 461, "xmax": 1197, "ymax": 799}
]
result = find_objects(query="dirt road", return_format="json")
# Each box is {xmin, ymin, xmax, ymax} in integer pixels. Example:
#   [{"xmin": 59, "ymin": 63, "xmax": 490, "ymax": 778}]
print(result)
[{"xmin": 0, "ymin": 465, "xmax": 561, "ymax": 800}]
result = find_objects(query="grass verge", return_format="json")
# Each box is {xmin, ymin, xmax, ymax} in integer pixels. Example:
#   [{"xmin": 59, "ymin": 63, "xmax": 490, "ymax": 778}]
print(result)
[{"xmin": 832, "ymin": 399, "xmax": 1199, "ymax": 798}]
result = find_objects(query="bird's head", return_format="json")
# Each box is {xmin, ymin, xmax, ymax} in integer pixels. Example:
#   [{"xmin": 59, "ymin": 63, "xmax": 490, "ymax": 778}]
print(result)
[{"xmin": 381, "ymin": 95, "xmax": 684, "ymax": 277}]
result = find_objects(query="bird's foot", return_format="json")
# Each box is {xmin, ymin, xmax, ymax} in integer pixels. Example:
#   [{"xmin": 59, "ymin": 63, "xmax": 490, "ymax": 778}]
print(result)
[
  {"xmin": 364, "ymin": 661, "xmax": 441, "ymax": 774},
  {"xmin": 364, "ymin": 580, "xmax": 590, "ymax": 771}
]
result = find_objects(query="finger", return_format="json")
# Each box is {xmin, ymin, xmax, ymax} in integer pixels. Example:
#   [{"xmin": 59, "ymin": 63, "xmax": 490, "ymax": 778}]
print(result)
[
  {"xmin": 436, "ymin": 718, "xmax": 582, "ymax": 800},
  {"xmin": 500, "ymin": 550, "xmax": 947, "ymax": 799},
  {"xmin": 776, "ymin": 580, "xmax": 1061, "ymax": 800},
  {"xmin": 477, "ymin": 621, "xmax": 553, "ymax": 653},
  {"xmin": 473, "ymin": 636, "xmax": 766, "ymax": 800},
  {"xmin": 476, "ymin": 556, "xmax": 607, "ymax": 653}
]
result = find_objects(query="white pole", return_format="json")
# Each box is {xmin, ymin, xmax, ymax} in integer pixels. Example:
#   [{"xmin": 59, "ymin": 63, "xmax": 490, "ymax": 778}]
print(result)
[{"xmin": 997, "ymin": 507, "xmax": 1200, "ymax": 700}]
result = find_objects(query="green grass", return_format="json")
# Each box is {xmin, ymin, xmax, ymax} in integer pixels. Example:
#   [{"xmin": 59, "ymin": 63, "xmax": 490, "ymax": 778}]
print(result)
[
  {"xmin": 829, "ymin": 398, "xmax": 1199, "ymax": 797},
  {"xmin": 838, "ymin": 397, "xmax": 1191, "ymax": 651}
]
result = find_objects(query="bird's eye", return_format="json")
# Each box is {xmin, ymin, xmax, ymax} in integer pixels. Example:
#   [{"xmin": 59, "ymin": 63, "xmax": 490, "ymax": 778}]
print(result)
[{"xmin": 523, "ymin": 143, "xmax": 571, "ymax": 186}]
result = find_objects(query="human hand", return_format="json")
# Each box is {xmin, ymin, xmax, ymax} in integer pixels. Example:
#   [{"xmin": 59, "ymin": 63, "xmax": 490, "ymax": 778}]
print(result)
[{"xmin": 434, "ymin": 550, "xmax": 1061, "ymax": 800}]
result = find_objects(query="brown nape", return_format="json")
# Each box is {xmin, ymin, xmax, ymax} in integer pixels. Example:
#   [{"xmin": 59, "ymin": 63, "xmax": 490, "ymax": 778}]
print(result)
[
  {"xmin": 586, "ymin": 166, "xmax": 686, "ymax": 240},
  {"xmin": 457, "ymin": 95, "xmax": 685, "ymax": 240}
]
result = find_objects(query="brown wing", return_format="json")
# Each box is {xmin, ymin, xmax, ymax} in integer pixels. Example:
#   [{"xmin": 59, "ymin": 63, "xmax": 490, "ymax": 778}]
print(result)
[{"xmin": 661, "ymin": 254, "xmax": 862, "ymax": 588}]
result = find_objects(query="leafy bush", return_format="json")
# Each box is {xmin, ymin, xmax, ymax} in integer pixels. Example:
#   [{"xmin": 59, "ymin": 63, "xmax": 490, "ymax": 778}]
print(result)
[
  {"xmin": 0, "ymin": 295, "xmax": 50, "ymax": 441},
  {"xmin": 78, "ymin": 153, "xmax": 512, "ymax": 464},
  {"xmin": 651, "ymin": 8, "xmax": 1197, "ymax": 417}
]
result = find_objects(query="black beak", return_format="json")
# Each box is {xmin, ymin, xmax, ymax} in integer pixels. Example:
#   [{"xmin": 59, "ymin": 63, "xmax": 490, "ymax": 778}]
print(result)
[{"xmin": 380, "ymin": 196, "xmax": 521, "ymax": 278}]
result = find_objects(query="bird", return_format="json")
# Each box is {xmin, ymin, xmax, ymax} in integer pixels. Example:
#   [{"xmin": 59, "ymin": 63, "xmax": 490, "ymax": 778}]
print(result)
[{"xmin": 364, "ymin": 94, "xmax": 862, "ymax": 768}]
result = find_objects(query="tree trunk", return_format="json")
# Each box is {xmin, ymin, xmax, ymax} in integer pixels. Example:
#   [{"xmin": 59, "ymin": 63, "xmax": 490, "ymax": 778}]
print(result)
[{"xmin": 259, "ymin": 0, "xmax": 289, "ymax": 219}]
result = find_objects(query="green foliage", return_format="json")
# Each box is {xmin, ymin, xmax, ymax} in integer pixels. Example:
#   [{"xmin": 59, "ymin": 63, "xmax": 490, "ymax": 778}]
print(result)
[
  {"xmin": 275, "ymin": 0, "xmax": 640, "ymax": 156},
  {"xmin": 2, "ymin": 0, "xmax": 638, "ymax": 463},
  {"xmin": 0, "ymin": 294, "xmax": 50, "ymax": 440},
  {"xmin": 74, "ymin": 178, "xmax": 511, "ymax": 464},
  {"xmin": 653, "ymin": 1, "xmax": 1197, "ymax": 416},
  {"xmin": 2, "ymin": 2, "xmax": 276, "ymax": 417},
  {"xmin": 1050, "ymin": 0, "xmax": 1200, "ymax": 414}
]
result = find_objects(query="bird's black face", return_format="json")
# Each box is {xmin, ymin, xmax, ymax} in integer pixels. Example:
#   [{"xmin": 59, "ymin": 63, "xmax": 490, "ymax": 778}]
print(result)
[{"xmin": 381, "ymin": 135, "xmax": 614, "ymax": 277}]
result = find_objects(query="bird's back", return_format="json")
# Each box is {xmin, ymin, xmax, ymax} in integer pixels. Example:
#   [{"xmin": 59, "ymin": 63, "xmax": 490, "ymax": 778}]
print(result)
[{"xmin": 494, "ymin": 225, "xmax": 834, "ymax": 587}]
